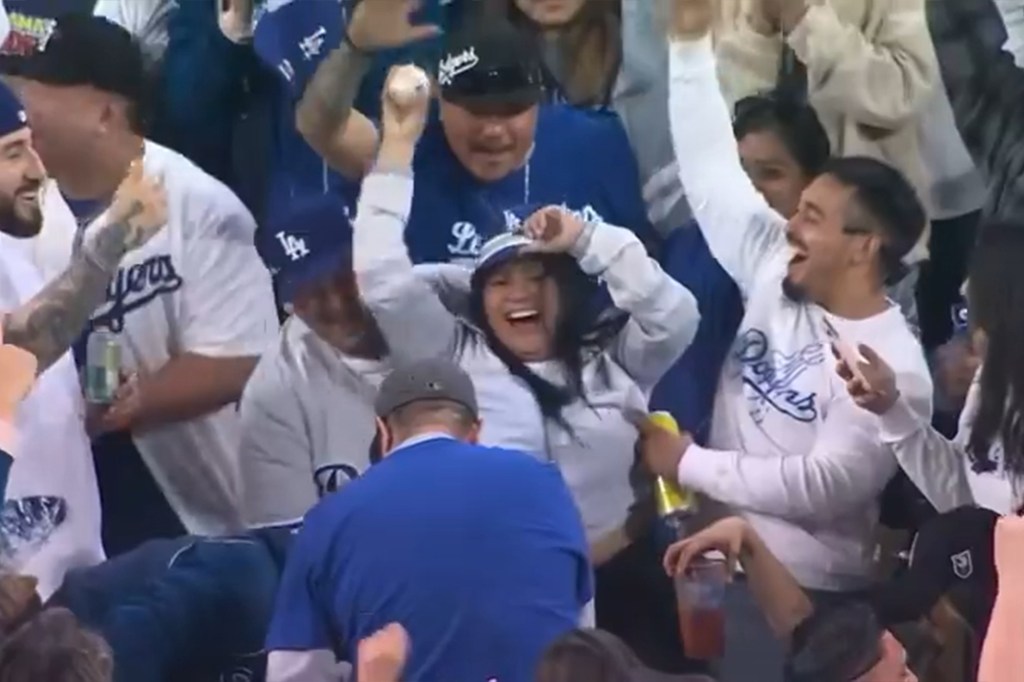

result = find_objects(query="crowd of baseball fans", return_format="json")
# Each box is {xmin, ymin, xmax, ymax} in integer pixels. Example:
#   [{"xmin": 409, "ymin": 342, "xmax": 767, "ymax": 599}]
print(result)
[{"xmin": 1, "ymin": 0, "xmax": 1024, "ymax": 680}]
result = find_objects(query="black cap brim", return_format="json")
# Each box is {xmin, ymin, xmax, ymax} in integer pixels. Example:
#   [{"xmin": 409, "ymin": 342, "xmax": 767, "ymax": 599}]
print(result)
[{"xmin": 441, "ymin": 86, "xmax": 541, "ymax": 113}]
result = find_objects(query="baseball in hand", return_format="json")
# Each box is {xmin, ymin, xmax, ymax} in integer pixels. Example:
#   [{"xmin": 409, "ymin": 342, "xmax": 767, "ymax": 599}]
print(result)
[{"xmin": 387, "ymin": 65, "xmax": 430, "ymax": 106}]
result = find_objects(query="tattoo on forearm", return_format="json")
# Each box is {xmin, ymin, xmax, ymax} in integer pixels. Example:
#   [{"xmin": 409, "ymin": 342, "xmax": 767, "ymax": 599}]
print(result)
[
  {"xmin": 2, "ymin": 214, "xmax": 141, "ymax": 373},
  {"xmin": 298, "ymin": 42, "xmax": 371, "ymax": 131}
]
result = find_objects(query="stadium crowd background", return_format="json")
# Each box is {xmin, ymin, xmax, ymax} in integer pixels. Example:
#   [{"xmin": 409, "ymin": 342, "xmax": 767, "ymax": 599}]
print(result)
[{"xmin": 0, "ymin": 0, "xmax": 1023, "ymax": 680}]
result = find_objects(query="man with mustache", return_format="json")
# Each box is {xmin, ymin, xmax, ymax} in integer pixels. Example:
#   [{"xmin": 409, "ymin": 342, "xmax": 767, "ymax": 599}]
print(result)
[{"xmin": 292, "ymin": 0, "xmax": 655, "ymax": 266}]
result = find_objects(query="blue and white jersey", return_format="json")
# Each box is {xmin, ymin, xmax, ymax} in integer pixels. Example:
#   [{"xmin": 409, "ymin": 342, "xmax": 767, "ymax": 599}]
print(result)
[
  {"xmin": 0, "ymin": 232, "xmax": 103, "ymax": 600},
  {"xmin": 406, "ymin": 105, "xmax": 655, "ymax": 265},
  {"xmin": 47, "ymin": 141, "xmax": 279, "ymax": 536}
]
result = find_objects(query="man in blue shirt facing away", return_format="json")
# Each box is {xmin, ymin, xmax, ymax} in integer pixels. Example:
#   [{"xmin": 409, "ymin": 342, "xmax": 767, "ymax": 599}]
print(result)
[
  {"xmin": 294, "ymin": 1, "xmax": 656, "ymax": 265},
  {"xmin": 265, "ymin": 357, "xmax": 593, "ymax": 682}
]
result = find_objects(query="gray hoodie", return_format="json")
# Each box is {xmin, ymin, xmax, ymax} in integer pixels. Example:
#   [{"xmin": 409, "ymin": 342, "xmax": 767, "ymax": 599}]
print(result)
[{"xmin": 352, "ymin": 170, "xmax": 701, "ymax": 541}]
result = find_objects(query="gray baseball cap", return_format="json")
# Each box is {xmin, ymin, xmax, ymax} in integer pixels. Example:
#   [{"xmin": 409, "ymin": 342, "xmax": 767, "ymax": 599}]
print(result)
[{"xmin": 374, "ymin": 358, "xmax": 479, "ymax": 419}]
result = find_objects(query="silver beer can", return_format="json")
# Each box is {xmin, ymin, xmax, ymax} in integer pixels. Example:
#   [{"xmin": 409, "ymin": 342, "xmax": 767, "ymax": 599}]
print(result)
[{"xmin": 85, "ymin": 329, "xmax": 121, "ymax": 404}]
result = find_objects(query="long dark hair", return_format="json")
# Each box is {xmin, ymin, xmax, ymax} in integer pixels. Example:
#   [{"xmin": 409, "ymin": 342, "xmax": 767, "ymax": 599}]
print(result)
[
  {"xmin": 483, "ymin": 0, "xmax": 622, "ymax": 107},
  {"xmin": 732, "ymin": 92, "xmax": 831, "ymax": 178},
  {"xmin": 966, "ymin": 221, "xmax": 1024, "ymax": 477},
  {"xmin": 467, "ymin": 253, "xmax": 624, "ymax": 432}
]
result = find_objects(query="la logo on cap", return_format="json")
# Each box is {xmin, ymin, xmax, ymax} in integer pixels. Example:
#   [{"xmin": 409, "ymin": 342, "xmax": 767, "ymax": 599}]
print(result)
[
  {"xmin": 438, "ymin": 47, "xmax": 479, "ymax": 86},
  {"xmin": 17, "ymin": 110, "xmax": 25, "ymax": 123},
  {"xmin": 275, "ymin": 231, "xmax": 310, "ymax": 262}
]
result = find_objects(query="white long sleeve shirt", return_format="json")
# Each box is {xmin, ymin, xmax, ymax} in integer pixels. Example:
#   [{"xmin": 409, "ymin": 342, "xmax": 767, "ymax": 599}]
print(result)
[
  {"xmin": 668, "ymin": 36, "xmax": 933, "ymax": 591},
  {"xmin": 880, "ymin": 372, "xmax": 1014, "ymax": 515}
]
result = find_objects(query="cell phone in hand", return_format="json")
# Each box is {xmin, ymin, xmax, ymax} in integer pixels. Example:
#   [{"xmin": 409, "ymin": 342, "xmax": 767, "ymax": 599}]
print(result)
[{"xmin": 822, "ymin": 317, "xmax": 869, "ymax": 386}]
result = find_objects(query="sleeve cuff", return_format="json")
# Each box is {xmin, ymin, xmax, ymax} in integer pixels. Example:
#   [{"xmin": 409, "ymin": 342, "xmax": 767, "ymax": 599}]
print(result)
[
  {"xmin": 677, "ymin": 443, "xmax": 722, "ymax": 491},
  {"xmin": 879, "ymin": 396, "xmax": 926, "ymax": 443}
]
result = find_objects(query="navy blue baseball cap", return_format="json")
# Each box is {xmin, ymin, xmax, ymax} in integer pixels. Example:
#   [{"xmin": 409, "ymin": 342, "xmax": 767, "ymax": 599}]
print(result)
[{"xmin": 257, "ymin": 194, "xmax": 354, "ymax": 303}]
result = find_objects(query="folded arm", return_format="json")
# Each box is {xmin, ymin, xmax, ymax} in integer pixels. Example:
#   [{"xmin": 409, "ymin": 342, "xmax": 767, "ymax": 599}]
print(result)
[
  {"xmin": 790, "ymin": 0, "xmax": 936, "ymax": 129},
  {"xmin": 667, "ymin": 35, "xmax": 787, "ymax": 297},
  {"xmin": 572, "ymin": 221, "xmax": 699, "ymax": 390},
  {"xmin": 127, "ymin": 196, "xmax": 275, "ymax": 431},
  {"xmin": 678, "ymin": 398, "xmax": 897, "ymax": 521}
]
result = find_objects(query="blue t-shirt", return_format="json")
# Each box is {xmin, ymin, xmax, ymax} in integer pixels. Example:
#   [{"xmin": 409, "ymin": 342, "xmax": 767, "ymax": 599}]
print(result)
[
  {"xmin": 407, "ymin": 105, "xmax": 655, "ymax": 264},
  {"xmin": 266, "ymin": 435, "xmax": 592, "ymax": 682},
  {"xmin": 252, "ymin": 0, "xmax": 457, "ymax": 223}
]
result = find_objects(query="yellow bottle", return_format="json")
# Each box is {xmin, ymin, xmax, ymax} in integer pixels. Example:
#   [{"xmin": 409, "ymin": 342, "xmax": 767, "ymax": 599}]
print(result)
[{"xmin": 648, "ymin": 411, "xmax": 698, "ymax": 518}]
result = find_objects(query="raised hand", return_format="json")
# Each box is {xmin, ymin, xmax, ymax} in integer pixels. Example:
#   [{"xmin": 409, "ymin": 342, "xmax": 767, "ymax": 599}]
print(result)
[
  {"xmin": 670, "ymin": 0, "xmax": 714, "ymax": 39},
  {"xmin": 83, "ymin": 161, "xmax": 168, "ymax": 274},
  {"xmin": 380, "ymin": 64, "xmax": 432, "ymax": 148},
  {"xmin": 109, "ymin": 160, "xmax": 168, "ymax": 252},
  {"xmin": 0, "ymin": 325, "xmax": 38, "ymax": 421},
  {"xmin": 357, "ymin": 622, "xmax": 410, "ymax": 682},
  {"xmin": 348, "ymin": 0, "xmax": 442, "ymax": 52},
  {"xmin": 834, "ymin": 343, "xmax": 899, "ymax": 416},
  {"xmin": 663, "ymin": 517, "xmax": 749, "ymax": 579},
  {"xmin": 521, "ymin": 207, "xmax": 586, "ymax": 255}
]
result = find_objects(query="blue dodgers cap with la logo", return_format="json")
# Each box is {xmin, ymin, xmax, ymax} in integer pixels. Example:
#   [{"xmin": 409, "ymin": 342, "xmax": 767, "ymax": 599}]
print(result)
[
  {"xmin": 256, "ymin": 194, "xmax": 354, "ymax": 303},
  {"xmin": 0, "ymin": 80, "xmax": 26, "ymax": 138}
]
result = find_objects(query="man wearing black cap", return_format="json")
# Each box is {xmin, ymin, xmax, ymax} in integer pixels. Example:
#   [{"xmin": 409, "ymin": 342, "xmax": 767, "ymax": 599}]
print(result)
[
  {"xmin": 265, "ymin": 357, "xmax": 593, "ymax": 682},
  {"xmin": 293, "ymin": 0, "xmax": 655, "ymax": 265},
  {"xmin": 1, "ymin": 15, "xmax": 278, "ymax": 552},
  {"xmin": 0, "ymin": 76, "xmax": 169, "ymax": 600},
  {"xmin": 224, "ymin": 0, "xmax": 460, "ymax": 226}
]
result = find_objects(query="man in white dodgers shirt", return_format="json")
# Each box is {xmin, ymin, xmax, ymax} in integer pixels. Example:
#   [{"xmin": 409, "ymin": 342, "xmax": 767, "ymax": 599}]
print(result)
[
  {"xmin": 641, "ymin": 1, "xmax": 933, "ymax": 679},
  {"xmin": 0, "ymin": 77, "xmax": 168, "ymax": 598},
  {"xmin": 3, "ymin": 15, "xmax": 278, "ymax": 545}
]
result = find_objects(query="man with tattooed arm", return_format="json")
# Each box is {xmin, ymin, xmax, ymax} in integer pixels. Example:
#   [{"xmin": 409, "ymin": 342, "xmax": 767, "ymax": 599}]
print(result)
[
  {"xmin": 0, "ymin": 77, "xmax": 168, "ymax": 600},
  {"xmin": 3, "ymin": 15, "xmax": 278, "ymax": 554}
]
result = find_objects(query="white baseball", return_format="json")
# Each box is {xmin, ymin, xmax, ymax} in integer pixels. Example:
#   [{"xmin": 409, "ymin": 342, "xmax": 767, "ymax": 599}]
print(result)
[{"xmin": 388, "ymin": 65, "xmax": 430, "ymax": 106}]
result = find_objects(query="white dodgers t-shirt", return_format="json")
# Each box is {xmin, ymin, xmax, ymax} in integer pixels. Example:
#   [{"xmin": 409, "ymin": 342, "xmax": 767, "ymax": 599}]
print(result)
[
  {"xmin": 45, "ymin": 141, "xmax": 278, "ymax": 536},
  {"xmin": 0, "ymin": 233, "xmax": 104, "ymax": 600}
]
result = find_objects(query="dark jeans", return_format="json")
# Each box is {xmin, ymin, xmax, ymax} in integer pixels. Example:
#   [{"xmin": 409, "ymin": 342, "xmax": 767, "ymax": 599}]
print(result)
[
  {"xmin": 93, "ymin": 431, "xmax": 186, "ymax": 557},
  {"xmin": 595, "ymin": 530, "xmax": 710, "ymax": 675},
  {"xmin": 51, "ymin": 535, "xmax": 280, "ymax": 682}
]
